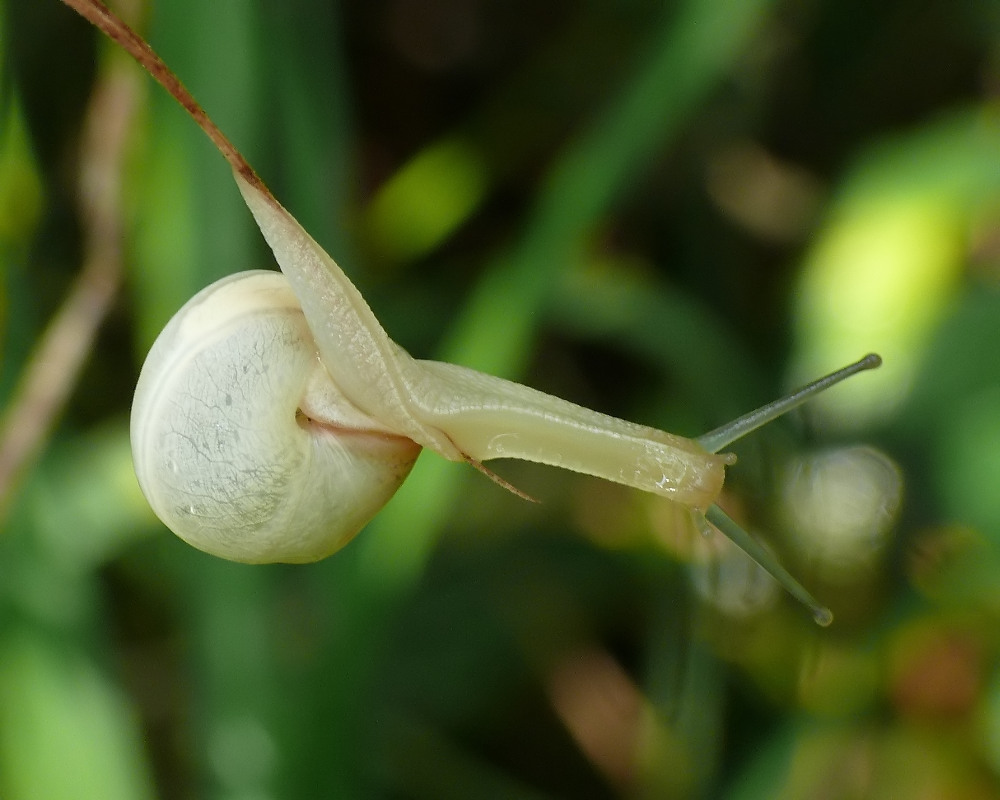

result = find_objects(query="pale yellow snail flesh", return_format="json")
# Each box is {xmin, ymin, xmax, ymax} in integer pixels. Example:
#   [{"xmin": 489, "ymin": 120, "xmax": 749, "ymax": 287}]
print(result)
[{"xmin": 132, "ymin": 177, "xmax": 733, "ymax": 564}]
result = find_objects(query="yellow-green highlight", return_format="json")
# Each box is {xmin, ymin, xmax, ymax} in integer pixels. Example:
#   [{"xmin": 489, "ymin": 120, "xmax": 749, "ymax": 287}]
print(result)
[
  {"xmin": 365, "ymin": 136, "xmax": 489, "ymax": 264},
  {"xmin": 0, "ymin": 629, "xmax": 155, "ymax": 800},
  {"xmin": 791, "ymin": 111, "xmax": 1000, "ymax": 430},
  {"xmin": 0, "ymin": 102, "xmax": 44, "ymax": 247}
]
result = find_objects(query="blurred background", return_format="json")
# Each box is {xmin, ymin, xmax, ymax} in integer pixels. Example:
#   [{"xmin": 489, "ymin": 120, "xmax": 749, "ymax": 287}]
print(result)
[{"xmin": 2, "ymin": 0, "xmax": 1000, "ymax": 797}]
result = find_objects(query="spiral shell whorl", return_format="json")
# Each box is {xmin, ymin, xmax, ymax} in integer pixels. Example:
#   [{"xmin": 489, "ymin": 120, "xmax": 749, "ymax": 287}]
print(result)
[{"xmin": 130, "ymin": 271, "xmax": 420, "ymax": 563}]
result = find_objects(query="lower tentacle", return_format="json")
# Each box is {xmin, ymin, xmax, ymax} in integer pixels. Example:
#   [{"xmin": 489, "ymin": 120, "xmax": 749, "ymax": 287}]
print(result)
[{"xmin": 695, "ymin": 505, "xmax": 833, "ymax": 626}]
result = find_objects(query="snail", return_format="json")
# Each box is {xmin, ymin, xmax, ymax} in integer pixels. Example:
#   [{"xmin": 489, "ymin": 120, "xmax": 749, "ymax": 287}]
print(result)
[{"xmin": 64, "ymin": 0, "xmax": 881, "ymax": 620}]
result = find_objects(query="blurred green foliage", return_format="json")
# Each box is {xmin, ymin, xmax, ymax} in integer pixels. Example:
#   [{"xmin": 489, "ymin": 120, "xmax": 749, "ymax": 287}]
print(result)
[{"xmin": 3, "ymin": 0, "xmax": 1000, "ymax": 797}]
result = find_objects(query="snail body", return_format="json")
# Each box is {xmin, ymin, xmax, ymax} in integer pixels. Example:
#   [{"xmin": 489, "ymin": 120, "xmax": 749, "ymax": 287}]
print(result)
[
  {"xmin": 130, "ymin": 169, "xmax": 878, "ymax": 622},
  {"xmin": 59, "ymin": 0, "xmax": 881, "ymax": 617},
  {"xmin": 132, "ymin": 179, "xmax": 741, "ymax": 564}
]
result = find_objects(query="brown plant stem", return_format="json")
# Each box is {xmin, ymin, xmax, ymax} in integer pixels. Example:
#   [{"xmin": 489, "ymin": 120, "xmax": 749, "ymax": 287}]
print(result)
[
  {"xmin": 58, "ymin": 0, "xmax": 270, "ymax": 197},
  {"xmin": 0, "ymin": 48, "xmax": 139, "ymax": 521}
]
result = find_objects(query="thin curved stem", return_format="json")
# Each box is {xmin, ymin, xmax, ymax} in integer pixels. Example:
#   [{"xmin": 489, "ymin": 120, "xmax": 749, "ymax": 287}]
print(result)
[
  {"xmin": 0, "ymin": 54, "xmax": 138, "ymax": 523},
  {"xmin": 58, "ymin": 0, "xmax": 270, "ymax": 198}
]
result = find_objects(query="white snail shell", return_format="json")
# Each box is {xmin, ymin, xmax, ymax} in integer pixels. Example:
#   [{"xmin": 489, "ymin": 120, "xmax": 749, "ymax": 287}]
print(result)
[{"xmin": 130, "ymin": 270, "xmax": 420, "ymax": 564}]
